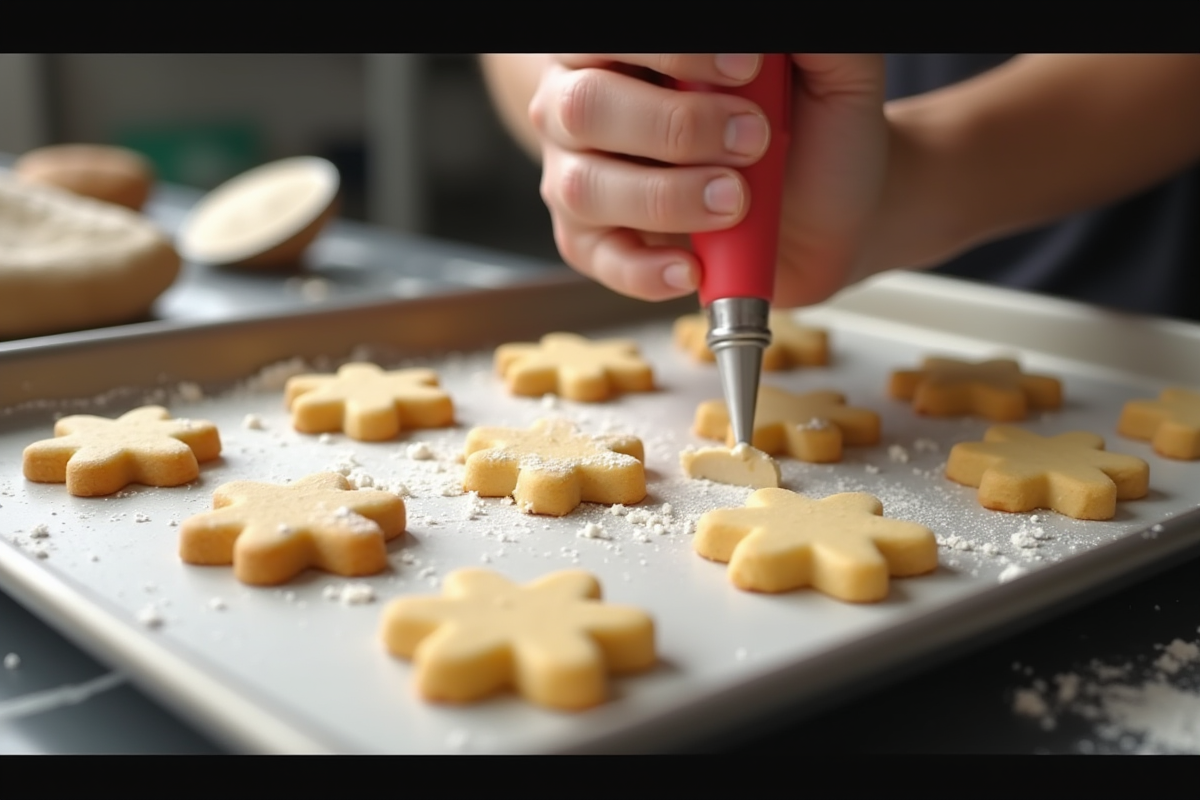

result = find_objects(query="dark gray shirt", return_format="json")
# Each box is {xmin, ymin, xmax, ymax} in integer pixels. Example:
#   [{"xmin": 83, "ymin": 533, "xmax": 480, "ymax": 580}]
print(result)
[{"xmin": 885, "ymin": 55, "xmax": 1200, "ymax": 321}]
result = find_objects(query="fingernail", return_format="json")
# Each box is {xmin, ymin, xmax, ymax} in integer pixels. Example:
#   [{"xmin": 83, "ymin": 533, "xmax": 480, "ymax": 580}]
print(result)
[
  {"xmin": 662, "ymin": 262, "xmax": 696, "ymax": 291},
  {"xmin": 704, "ymin": 176, "xmax": 742, "ymax": 216},
  {"xmin": 725, "ymin": 113, "xmax": 769, "ymax": 157},
  {"xmin": 715, "ymin": 54, "xmax": 760, "ymax": 82}
]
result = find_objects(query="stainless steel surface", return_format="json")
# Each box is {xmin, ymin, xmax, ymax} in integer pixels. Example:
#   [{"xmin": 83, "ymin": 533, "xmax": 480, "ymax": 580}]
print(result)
[{"xmin": 705, "ymin": 297, "xmax": 771, "ymax": 446}]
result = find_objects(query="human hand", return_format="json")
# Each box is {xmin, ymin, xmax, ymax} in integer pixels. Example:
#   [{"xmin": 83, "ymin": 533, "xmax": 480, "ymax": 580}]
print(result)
[{"xmin": 528, "ymin": 54, "xmax": 888, "ymax": 307}]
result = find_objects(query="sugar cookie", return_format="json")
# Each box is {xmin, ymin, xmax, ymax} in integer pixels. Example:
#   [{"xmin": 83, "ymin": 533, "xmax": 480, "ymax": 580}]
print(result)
[
  {"xmin": 1118, "ymin": 388, "xmax": 1200, "ymax": 460},
  {"xmin": 179, "ymin": 472, "xmax": 406, "ymax": 586},
  {"xmin": 284, "ymin": 363, "xmax": 454, "ymax": 441},
  {"xmin": 680, "ymin": 443, "xmax": 780, "ymax": 488},
  {"xmin": 463, "ymin": 418, "xmax": 645, "ymax": 516},
  {"xmin": 694, "ymin": 386, "xmax": 879, "ymax": 463},
  {"xmin": 22, "ymin": 406, "xmax": 221, "ymax": 497},
  {"xmin": 494, "ymin": 332, "xmax": 654, "ymax": 402},
  {"xmin": 674, "ymin": 311, "xmax": 829, "ymax": 370},
  {"xmin": 694, "ymin": 488, "xmax": 937, "ymax": 602},
  {"xmin": 379, "ymin": 568, "xmax": 656, "ymax": 710},
  {"xmin": 945, "ymin": 426, "xmax": 1149, "ymax": 520},
  {"xmin": 889, "ymin": 357, "xmax": 1062, "ymax": 421}
]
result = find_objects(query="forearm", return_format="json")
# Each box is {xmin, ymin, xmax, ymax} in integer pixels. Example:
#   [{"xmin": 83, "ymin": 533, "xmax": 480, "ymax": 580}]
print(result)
[
  {"xmin": 479, "ymin": 54, "xmax": 552, "ymax": 161},
  {"xmin": 862, "ymin": 54, "xmax": 1200, "ymax": 274}
]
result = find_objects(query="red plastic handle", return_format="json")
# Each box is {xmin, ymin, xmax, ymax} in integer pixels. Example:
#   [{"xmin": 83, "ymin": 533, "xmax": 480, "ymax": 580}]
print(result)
[{"xmin": 676, "ymin": 55, "xmax": 792, "ymax": 306}]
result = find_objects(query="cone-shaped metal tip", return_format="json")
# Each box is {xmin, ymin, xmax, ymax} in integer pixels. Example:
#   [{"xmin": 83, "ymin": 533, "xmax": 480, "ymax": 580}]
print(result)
[{"xmin": 715, "ymin": 344, "xmax": 764, "ymax": 445}]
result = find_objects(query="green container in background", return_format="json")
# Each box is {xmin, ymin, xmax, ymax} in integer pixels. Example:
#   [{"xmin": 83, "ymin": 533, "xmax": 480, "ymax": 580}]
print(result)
[{"xmin": 115, "ymin": 121, "xmax": 262, "ymax": 189}]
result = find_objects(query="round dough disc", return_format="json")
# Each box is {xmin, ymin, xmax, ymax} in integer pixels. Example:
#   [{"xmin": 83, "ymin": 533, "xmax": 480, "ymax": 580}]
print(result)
[
  {"xmin": 14, "ymin": 144, "xmax": 155, "ymax": 211},
  {"xmin": 177, "ymin": 156, "xmax": 340, "ymax": 269},
  {"xmin": 0, "ymin": 176, "xmax": 180, "ymax": 339}
]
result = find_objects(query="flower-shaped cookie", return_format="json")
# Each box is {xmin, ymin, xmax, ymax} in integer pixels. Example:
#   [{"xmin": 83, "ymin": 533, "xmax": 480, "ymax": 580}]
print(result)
[
  {"xmin": 179, "ymin": 472, "xmax": 407, "ymax": 585},
  {"xmin": 694, "ymin": 488, "xmax": 937, "ymax": 602},
  {"xmin": 494, "ymin": 332, "xmax": 654, "ymax": 402},
  {"xmin": 463, "ymin": 419, "xmax": 645, "ymax": 515},
  {"xmin": 945, "ymin": 427, "xmax": 1149, "ymax": 520},
  {"xmin": 1118, "ymin": 387, "xmax": 1200, "ymax": 460},
  {"xmin": 889, "ymin": 357, "xmax": 1062, "ymax": 421},
  {"xmin": 22, "ymin": 405, "xmax": 221, "ymax": 496},
  {"xmin": 379, "ymin": 568, "xmax": 656, "ymax": 710},
  {"xmin": 285, "ymin": 363, "xmax": 454, "ymax": 441},
  {"xmin": 674, "ymin": 311, "xmax": 828, "ymax": 370},
  {"xmin": 693, "ymin": 386, "xmax": 879, "ymax": 462}
]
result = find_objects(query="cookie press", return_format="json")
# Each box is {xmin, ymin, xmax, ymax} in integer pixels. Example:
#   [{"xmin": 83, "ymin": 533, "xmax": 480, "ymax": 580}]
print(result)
[{"xmin": 677, "ymin": 55, "xmax": 792, "ymax": 446}]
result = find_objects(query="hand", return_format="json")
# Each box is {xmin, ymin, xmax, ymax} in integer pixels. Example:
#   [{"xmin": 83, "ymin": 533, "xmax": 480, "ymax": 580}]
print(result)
[{"xmin": 528, "ymin": 54, "xmax": 888, "ymax": 307}]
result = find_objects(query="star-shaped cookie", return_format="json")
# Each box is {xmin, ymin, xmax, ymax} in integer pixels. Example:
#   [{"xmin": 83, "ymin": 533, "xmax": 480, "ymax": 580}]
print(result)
[
  {"xmin": 284, "ymin": 363, "xmax": 454, "ymax": 441},
  {"xmin": 1118, "ymin": 387, "xmax": 1200, "ymax": 460},
  {"xmin": 674, "ymin": 310, "xmax": 829, "ymax": 370},
  {"xmin": 379, "ymin": 568, "xmax": 656, "ymax": 710},
  {"xmin": 693, "ymin": 386, "xmax": 880, "ymax": 462},
  {"xmin": 945, "ymin": 426, "xmax": 1149, "ymax": 520},
  {"xmin": 494, "ymin": 332, "xmax": 654, "ymax": 402},
  {"xmin": 694, "ymin": 488, "xmax": 938, "ymax": 602},
  {"xmin": 463, "ymin": 419, "xmax": 645, "ymax": 515},
  {"xmin": 22, "ymin": 405, "xmax": 221, "ymax": 496},
  {"xmin": 179, "ymin": 472, "xmax": 407, "ymax": 585},
  {"xmin": 889, "ymin": 357, "xmax": 1062, "ymax": 421}
]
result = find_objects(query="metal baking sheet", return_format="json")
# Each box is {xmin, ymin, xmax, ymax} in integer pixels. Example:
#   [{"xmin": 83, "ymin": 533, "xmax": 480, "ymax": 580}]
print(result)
[{"xmin": 1, "ymin": 270, "xmax": 1199, "ymax": 754}]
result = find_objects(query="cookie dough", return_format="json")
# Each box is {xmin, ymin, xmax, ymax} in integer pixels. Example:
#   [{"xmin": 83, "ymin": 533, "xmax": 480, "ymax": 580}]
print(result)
[
  {"xmin": 494, "ymin": 332, "xmax": 654, "ymax": 402},
  {"xmin": 694, "ymin": 386, "xmax": 879, "ymax": 463},
  {"xmin": 179, "ymin": 472, "xmax": 406, "ymax": 586},
  {"xmin": 285, "ymin": 363, "xmax": 454, "ymax": 441},
  {"xmin": 680, "ymin": 443, "xmax": 780, "ymax": 488},
  {"xmin": 463, "ymin": 418, "xmax": 646, "ymax": 515},
  {"xmin": 1118, "ymin": 388, "xmax": 1200, "ymax": 460},
  {"xmin": 889, "ymin": 357, "xmax": 1062, "ymax": 421},
  {"xmin": 694, "ymin": 488, "xmax": 938, "ymax": 602},
  {"xmin": 945, "ymin": 426, "xmax": 1149, "ymax": 520},
  {"xmin": 0, "ymin": 177, "xmax": 180, "ymax": 338},
  {"xmin": 22, "ymin": 405, "xmax": 220, "ymax": 496},
  {"xmin": 379, "ymin": 568, "xmax": 656, "ymax": 710}
]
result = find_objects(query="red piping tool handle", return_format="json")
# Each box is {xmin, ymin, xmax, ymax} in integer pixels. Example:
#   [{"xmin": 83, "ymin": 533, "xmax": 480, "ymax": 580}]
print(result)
[{"xmin": 675, "ymin": 54, "xmax": 792, "ymax": 306}]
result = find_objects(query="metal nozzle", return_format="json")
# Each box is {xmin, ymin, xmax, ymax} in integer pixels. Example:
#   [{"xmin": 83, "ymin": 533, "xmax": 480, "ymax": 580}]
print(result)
[{"xmin": 706, "ymin": 297, "xmax": 771, "ymax": 446}]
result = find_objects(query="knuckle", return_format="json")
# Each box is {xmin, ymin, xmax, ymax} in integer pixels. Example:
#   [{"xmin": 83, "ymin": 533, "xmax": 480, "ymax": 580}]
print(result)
[
  {"xmin": 555, "ymin": 155, "xmax": 592, "ymax": 217},
  {"xmin": 643, "ymin": 173, "xmax": 676, "ymax": 230},
  {"xmin": 662, "ymin": 101, "xmax": 698, "ymax": 162},
  {"xmin": 557, "ymin": 69, "xmax": 601, "ymax": 140}
]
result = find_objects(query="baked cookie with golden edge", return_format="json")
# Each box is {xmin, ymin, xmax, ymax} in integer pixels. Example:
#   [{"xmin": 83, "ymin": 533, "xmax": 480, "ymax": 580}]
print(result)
[
  {"xmin": 379, "ymin": 568, "xmax": 656, "ymax": 710},
  {"xmin": 1118, "ymin": 388, "xmax": 1200, "ymax": 460},
  {"xmin": 494, "ymin": 332, "xmax": 654, "ymax": 402},
  {"xmin": 179, "ymin": 472, "xmax": 406, "ymax": 586},
  {"xmin": 463, "ymin": 418, "xmax": 645, "ymax": 516},
  {"xmin": 674, "ymin": 311, "xmax": 829, "ymax": 370},
  {"xmin": 22, "ymin": 406, "xmax": 221, "ymax": 497},
  {"xmin": 945, "ymin": 427, "xmax": 1149, "ymax": 520},
  {"xmin": 694, "ymin": 488, "xmax": 937, "ymax": 602},
  {"xmin": 693, "ymin": 386, "xmax": 879, "ymax": 463},
  {"xmin": 284, "ymin": 363, "xmax": 454, "ymax": 441},
  {"xmin": 889, "ymin": 357, "xmax": 1062, "ymax": 421}
]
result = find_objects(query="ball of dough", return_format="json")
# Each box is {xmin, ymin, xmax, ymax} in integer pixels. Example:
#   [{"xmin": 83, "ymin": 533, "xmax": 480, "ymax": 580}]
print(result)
[
  {"xmin": 177, "ymin": 156, "xmax": 340, "ymax": 269},
  {"xmin": 14, "ymin": 144, "xmax": 155, "ymax": 211},
  {"xmin": 0, "ymin": 177, "xmax": 180, "ymax": 339}
]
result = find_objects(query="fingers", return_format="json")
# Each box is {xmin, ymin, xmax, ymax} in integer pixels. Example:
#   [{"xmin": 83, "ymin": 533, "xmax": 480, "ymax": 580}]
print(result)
[
  {"xmin": 542, "ymin": 149, "xmax": 747, "ymax": 234},
  {"xmin": 555, "ymin": 54, "xmax": 762, "ymax": 85},
  {"xmin": 551, "ymin": 216, "xmax": 700, "ymax": 302},
  {"xmin": 531, "ymin": 65, "xmax": 770, "ymax": 167}
]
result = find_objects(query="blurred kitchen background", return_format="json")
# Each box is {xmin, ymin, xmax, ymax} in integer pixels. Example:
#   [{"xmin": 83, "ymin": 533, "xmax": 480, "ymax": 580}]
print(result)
[{"xmin": 0, "ymin": 53, "xmax": 559, "ymax": 262}]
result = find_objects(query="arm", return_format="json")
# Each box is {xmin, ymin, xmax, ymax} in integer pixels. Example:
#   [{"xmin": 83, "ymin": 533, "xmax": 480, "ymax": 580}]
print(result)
[{"xmin": 860, "ymin": 54, "xmax": 1200, "ymax": 278}]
